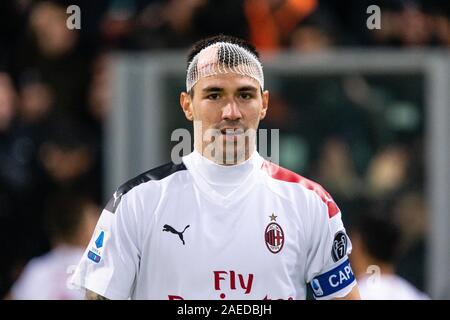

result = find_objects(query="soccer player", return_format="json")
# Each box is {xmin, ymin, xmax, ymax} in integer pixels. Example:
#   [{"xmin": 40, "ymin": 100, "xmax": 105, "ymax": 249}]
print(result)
[
  {"xmin": 71, "ymin": 35, "xmax": 360, "ymax": 300},
  {"xmin": 349, "ymin": 207, "xmax": 429, "ymax": 300},
  {"xmin": 8, "ymin": 194, "xmax": 99, "ymax": 300}
]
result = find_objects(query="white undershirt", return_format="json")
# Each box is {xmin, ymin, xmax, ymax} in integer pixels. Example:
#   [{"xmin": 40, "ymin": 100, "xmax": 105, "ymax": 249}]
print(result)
[{"xmin": 187, "ymin": 149, "xmax": 261, "ymax": 197}]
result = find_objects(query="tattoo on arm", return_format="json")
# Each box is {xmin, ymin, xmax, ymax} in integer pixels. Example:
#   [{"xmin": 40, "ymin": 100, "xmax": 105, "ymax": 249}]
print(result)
[{"xmin": 86, "ymin": 289, "xmax": 109, "ymax": 300}]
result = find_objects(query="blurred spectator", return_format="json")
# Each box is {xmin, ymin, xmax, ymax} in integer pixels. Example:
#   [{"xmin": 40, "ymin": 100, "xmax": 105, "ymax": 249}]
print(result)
[
  {"xmin": 0, "ymin": 73, "xmax": 16, "ymax": 133},
  {"xmin": 244, "ymin": 0, "xmax": 318, "ymax": 51},
  {"xmin": 6, "ymin": 193, "xmax": 100, "ymax": 300},
  {"xmin": 29, "ymin": 1, "xmax": 79, "ymax": 58},
  {"xmin": 365, "ymin": 144, "xmax": 410, "ymax": 198},
  {"xmin": 398, "ymin": 3, "xmax": 432, "ymax": 47},
  {"xmin": 14, "ymin": 0, "xmax": 91, "ymax": 121},
  {"xmin": 315, "ymin": 137, "xmax": 362, "ymax": 200},
  {"xmin": 393, "ymin": 191, "xmax": 427, "ymax": 251},
  {"xmin": 289, "ymin": 7, "xmax": 335, "ymax": 52},
  {"xmin": 1, "ymin": 115, "xmax": 101, "ymax": 298},
  {"xmin": 0, "ymin": 71, "xmax": 52, "ymax": 198},
  {"xmin": 38, "ymin": 118, "xmax": 100, "ymax": 200},
  {"xmin": 349, "ymin": 202, "xmax": 429, "ymax": 300},
  {"xmin": 18, "ymin": 71, "xmax": 54, "ymax": 124},
  {"xmin": 393, "ymin": 190, "xmax": 428, "ymax": 291},
  {"xmin": 98, "ymin": 0, "xmax": 140, "ymax": 48},
  {"xmin": 1, "ymin": 72, "xmax": 55, "ymax": 275},
  {"xmin": 87, "ymin": 52, "xmax": 112, "ymax": 123},
  {"xmin": 290, "ymin": 23, "xmax": 332, "ymax": 53}
]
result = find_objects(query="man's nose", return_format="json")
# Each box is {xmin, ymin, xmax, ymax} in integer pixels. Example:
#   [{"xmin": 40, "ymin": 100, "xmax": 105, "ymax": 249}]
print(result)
[{"xmin": 222, "ymin": 100, "xmax": 242, "ymax": 120}]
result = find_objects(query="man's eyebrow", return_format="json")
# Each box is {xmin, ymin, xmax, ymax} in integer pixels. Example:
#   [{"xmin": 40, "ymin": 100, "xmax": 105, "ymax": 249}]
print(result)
[
  {"xmin": 202, "ymin": 86, "xmax": 224, "ymax": 93},
  {"xmin": 237, "ymin": 86, "xmax": 258, "ymax": 92},
  {"xmin": 201, "ymin": 86, "xmax": 259, "ymax": 93}
]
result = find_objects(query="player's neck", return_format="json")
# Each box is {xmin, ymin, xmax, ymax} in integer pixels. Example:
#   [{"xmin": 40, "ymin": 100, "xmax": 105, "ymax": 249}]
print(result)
[
  {"xmin": 357, "ymin": 258, "xmax": 396, "ymax": 278},
  {"xmin": 375, "ymin": 262, "xmax": 395, "ymax": 276},
  {"xmin": 195, "ymin": 146, "xmax": 257, "ymax": 166},
  {"xmin": 188, "ymin": 148, "xmax": 262, "ymax": 186}
]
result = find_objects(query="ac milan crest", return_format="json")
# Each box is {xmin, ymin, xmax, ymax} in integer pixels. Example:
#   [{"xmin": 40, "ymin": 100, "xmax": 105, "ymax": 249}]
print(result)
[{"xmin": 265, "ymin": 213, "xmax": 284, "ymax": 254}]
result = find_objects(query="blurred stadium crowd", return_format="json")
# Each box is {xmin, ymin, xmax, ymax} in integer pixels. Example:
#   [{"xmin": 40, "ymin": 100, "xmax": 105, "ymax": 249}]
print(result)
[{"xmin": 0, "ymin": 0, "xmax": 449, "ymax": 299}]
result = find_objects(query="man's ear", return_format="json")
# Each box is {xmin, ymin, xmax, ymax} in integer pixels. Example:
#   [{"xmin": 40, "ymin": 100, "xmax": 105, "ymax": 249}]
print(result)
[
  {"xmin": 180, "ymin": 92, "xmax": 194, "ymax": 121},
  {"xmin": 260, "ymin": 90, "xmax": 269, "ymax": 120}
]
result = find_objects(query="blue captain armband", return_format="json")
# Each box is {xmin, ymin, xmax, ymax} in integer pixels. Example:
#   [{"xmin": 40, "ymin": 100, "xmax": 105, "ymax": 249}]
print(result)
[{"xmin": 309, "ymin": 258, "xmax": 356, "ymax": 299}]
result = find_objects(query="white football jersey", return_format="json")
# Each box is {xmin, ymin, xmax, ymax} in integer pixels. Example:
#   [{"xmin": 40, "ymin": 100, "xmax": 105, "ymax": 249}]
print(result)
[
  {"xmin": 358, "ymin": 274, "xmax": 429, "ymax": 300},
  {"xmin": 12, "ymin": 245, "xmax": 85, "ymax": 300},
  {"xmin": 71, "ymin": 151, "xmax": 356, "ymax": 300}
]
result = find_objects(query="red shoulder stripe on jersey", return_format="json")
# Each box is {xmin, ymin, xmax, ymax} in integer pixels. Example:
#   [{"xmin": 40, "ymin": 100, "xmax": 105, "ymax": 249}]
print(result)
[{"xmin": 261, "ymin": 160, "xmax": 340, "ymax": 218}]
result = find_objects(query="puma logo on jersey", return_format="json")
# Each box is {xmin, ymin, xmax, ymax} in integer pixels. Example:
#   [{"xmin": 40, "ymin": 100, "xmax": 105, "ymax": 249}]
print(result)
[
  {"xmin": 113, "ymin": 190, "xmax": 123, "ymax": 207},
  {"xmin": 163, "ymin": 224, "xmax": 190, "ymax": 245},
  {"xmin": 106, "ymin": 190, "xmax": 123, "ymax": 213}
]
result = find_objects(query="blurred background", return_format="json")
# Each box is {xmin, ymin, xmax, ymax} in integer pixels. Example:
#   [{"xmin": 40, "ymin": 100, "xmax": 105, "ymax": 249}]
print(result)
[{"xmin": 0, "ymin": 0, "xmax": 449, "ymax": 300}]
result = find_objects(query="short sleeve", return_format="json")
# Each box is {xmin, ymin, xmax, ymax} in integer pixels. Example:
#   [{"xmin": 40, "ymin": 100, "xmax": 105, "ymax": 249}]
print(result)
[
  {"xmin": 71, "ymin": 191, "xmax": 140, "ymax": 299},
  {"xmin": 304, "ymin": 192, "xmax": 357, "ymax": 300}
]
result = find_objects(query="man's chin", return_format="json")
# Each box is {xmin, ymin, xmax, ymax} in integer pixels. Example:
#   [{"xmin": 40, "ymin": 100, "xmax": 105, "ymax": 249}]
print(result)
[
  {"xmin": 220, "ymin": 132, "xmax": 243, "ymax": 143},
  {"xmin": 218, "ymin": 146, "xmax": 249, "ymax": 165},
  {"xmin": 201, "ymin": 135, "xmax": 254, "ymax": 164}
]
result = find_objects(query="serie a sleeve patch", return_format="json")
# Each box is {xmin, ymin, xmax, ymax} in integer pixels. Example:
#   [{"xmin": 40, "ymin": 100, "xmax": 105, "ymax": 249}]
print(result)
[
  {"xmin": 309, "ymin": 258, "xmax": 356, "ymax": 299},
  {"xmin": 87, "ymin": 228, "xmax": 110, "ymax": 264}
]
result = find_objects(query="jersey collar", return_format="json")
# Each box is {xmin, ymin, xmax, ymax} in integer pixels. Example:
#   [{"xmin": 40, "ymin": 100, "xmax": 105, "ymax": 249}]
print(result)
[{"xmin": 182, "ymin": 149, "xmax": 264, "ymax": 207}]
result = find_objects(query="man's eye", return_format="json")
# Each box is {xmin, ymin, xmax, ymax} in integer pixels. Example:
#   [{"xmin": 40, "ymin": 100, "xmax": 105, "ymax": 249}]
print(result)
[
  {"xmin": 207, "ymin": 93, "xmax": 220, "ymax": 100},
  {"xmin": 240, "ymin": 93, "xmax": 253, "ymax": 100}
]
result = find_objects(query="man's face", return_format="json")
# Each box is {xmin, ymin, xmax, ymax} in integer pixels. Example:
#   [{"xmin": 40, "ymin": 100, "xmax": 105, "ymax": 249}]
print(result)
[{"xmin": 180, "ymin": 72, "xmax": 269, "ymax": 164}]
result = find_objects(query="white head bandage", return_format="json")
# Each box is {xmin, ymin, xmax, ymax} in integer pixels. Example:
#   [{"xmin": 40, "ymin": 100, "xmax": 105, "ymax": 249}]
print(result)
[{"xmin": 186, "ymin": 42, "xmax": 264, "ymax": 92}]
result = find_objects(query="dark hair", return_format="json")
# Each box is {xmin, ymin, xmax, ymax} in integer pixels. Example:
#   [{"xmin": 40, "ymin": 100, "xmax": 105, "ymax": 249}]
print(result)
[
  {"xmin": 351, "ymin": 201, "xmax": 402, "ymax": 263},
  {"xmin": 186, "ymin": 35, "xmax": 261, "ymax": 96},
  {"xmin": 187, "ymin": 35, "xmax": 260, "ymax": 68},
  {"xmin": 44, "ymin": 192, "xmax": 92, "ymax": 243},
  {"xmin": 44, "ymin": 116, "xmax": 95, "ymax": 152}
]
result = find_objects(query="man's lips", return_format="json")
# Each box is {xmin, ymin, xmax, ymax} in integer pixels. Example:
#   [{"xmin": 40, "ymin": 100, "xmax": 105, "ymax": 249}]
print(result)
[{"xmin": 219, "ymin": 128, "xmax": 245, "ymax": 135}]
